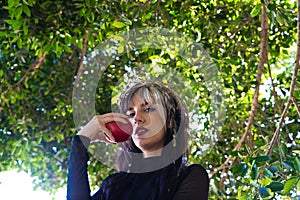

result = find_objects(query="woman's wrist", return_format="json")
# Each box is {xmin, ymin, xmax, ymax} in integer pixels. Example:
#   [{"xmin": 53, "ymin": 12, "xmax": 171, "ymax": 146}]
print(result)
[
  {"xmin": 75, "ymin": 134, "xmax": 91, "ymax": 147},
  {"xmin": 76, "ymin": 119, "xmax": 99, "ymax": 139},
  {"xmin": 77, "ymin": 129, "xmax": 92, "ymax": 139}
]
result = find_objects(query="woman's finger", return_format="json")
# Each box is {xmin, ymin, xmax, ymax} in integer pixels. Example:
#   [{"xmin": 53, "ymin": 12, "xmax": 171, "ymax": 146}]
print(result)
[
  {"xmin": 98, "ymin": 113, "xmax": 129, "ymax": 124},
  {"xmin": 101, "ymin": 127, "xmax": 115, "ymax": 142}
]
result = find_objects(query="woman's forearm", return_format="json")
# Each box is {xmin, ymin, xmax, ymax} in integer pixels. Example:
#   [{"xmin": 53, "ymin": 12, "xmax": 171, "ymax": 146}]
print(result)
[{"xmin": 67, "ymin": 135, "xmax": 92, "ymax": 200}]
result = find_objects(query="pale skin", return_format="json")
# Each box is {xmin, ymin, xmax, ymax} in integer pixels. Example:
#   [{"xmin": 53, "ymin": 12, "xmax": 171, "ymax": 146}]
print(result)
[
  {"xmin": 126, "ymin": 93, "xmax": 166, "ymax": 157},
  {"xmin": 77, "ymin": 93, "xmax": 167, "ymax": 157},
  {"xmin": 77, "ymin": 113, "xmax": 129, "ymax": 144}
]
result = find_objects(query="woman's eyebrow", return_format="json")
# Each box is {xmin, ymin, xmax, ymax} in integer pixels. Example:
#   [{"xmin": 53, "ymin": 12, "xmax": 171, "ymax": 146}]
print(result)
[{"xmin": 127, "ymin": 101, "xmax": 150, "ymax": 111}]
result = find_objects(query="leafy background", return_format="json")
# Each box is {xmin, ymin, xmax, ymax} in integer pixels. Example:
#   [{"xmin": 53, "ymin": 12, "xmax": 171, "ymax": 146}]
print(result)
[{"xmin": 0, "ymin": 0, "xmax": 299, "ymax": 199}]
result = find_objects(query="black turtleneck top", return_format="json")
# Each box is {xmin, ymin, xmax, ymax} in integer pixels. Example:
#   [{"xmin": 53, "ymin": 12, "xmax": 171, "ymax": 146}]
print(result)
[{"xmin": 67, "ymin": 135, "xmax": 209, "ymax": 200}]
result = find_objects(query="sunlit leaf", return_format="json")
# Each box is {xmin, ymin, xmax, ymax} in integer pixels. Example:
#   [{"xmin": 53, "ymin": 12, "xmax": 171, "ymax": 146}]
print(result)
[
  {"xmin": 283, "ymin": 177, "xmax": 299, "ymax": 194},
  {"xmin": 293, "ymin": 157, "xmax": 300, "ymax": 173},
  {"xmin": 112, "ymin": 21, "xmax": 126, "ymax": 28},
  {"xmin": 23, "ymin": 5, "xmax": 31, "ymax": 17},
  {"xmin": 251, "ymin": 4, "xmax": 261, "ymax": 17}
]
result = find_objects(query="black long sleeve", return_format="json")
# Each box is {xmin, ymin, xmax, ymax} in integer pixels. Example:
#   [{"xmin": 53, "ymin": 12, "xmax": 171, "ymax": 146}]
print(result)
[
  {"xmin": 173, "ymin": 164, "xmax": 209, "ymax": 200},
  {"xmin": 67, "ymin": 135, "xmax": 93, "ymax": 200}
]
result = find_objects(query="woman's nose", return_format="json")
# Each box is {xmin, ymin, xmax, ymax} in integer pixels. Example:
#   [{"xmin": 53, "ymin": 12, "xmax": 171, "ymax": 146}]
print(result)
[{"xmin": 133, "ymin": 112, "xmax": 144, "ymax": 125}]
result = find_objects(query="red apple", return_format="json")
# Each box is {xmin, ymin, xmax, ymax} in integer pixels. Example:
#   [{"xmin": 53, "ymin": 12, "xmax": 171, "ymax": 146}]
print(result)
[{"xmin": 105, "ymin": 121, "xmax": 133, "ymax": 142}]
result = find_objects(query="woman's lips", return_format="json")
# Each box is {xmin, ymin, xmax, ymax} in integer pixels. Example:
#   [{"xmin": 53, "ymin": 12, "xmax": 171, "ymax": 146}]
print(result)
[{"xmin": 134, "ymin": 126, "xmax": 148, "ymax": 137}]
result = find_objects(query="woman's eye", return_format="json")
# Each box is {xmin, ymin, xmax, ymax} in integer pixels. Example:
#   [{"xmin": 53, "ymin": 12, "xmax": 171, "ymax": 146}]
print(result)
[
  {"xmin": 127, "ymin": 112, "xmax": 135, "ymax": 118},
  {"xmin": 145, "ymin": 107, "xmax": 155, "ymax": 112}
]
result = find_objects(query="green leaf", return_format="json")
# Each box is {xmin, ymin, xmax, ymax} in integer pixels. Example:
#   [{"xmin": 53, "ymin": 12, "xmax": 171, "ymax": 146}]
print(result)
[
  {"xmin": 16, "ymin": 7, "xmax": 23, "ymax": 18},
  {"xmin": 63, "ymin": 45, "xmax": 72, "ymax": 53},
  {"xmin": 251, "ymin": 4, "xmax": 261, "ymax": 17},
  {"xmin": 282, "ymin": 161, "xmax": 293, "ymax": 169},
  {"xmin": 250, "ymin": 163, "xmax": 258, "ymax": 180},
  {"xmin": 44, "ymin": 43, "xmax": 52, "ymax": 52},
  {"xmin": 276, "ymin": 11, "xmax": 285, "ymax": 25},
  {"xmin": 283, "ymin": 177, "xmax": 299, "ymax": 194},
  {"xmin": 26, "ymin": 0, "xmax": 34, "ymax": 6},
  {"xmin": 112, "ymin": 21, "xmax": 126, "ymax": 28},
  {"xmin": 269, "ymin": 11, "xmax": 276, "ymax": 26},
  {"xmin": 254, "ymin": 155, "xmax": 271, "ymax": 163},
  {"xmin": 266, "ymin": 182, "xmax": 284, "ymax": 192},
  {"xmin": 268, "ymin": 166, "xmax": 278, "ymax": 173},
  {"xmin": 10, "ymin": 96, "xmax": 16, "ymax": 104},
  {"xmin": 254, "ymin": 140, "xmax": 265, "ymax": 147},
  {"xmin": 229, "ymin": 151, "xmax": 240, "ymax": 156},
  {"xmin": 55, "ymin": 132, "xmax": 64, "ymax": 143},
  {"xmin": 23, "ymin": 24, "xmax": 28, "ymax": 35},
  {"xmin": 259, "ymin": 187, "xmax": 270, "ymax": 198},
  {"xmin": 5, "ymin": 19, "xmax": 22, "ymax": 30},
  {"xmin": 0, "ymin": 31, "xmax": 6, "ymax": 37},
  {"xmin": 11, "ymin": 37, "xmax": 19, "ymax": 43},
  {"xmin": 17, "ymin": 38, "xmax": 23, "ymax": 49},
  {"xmin": 267, "ymin": 3, "xmax": 276, "ymax": 11},
  {"xmin": 5, "ymin": 19, "xmax": 18, "ymax": 25},
  {"xmin": 34, "ymin": 18, "xmax": 39, "ymax": 24},
  {"xmin": 265, "ymin": 168, "xmax": 274, "ymax": 178},
  {"xmin": 232, "ymin": 163, "xmax": 248, "ymax": 177},
  {"xmin": 8, "ymin": 0, "xmax": 18, "ymax": 8},
  {"xmin": 77, "ymin": 39, "xmax": 83, "ymax": 49},
  {"xmin": 293, "ymin": 157, "xmax": 300, "ymax": 173},
  {"xmin": 23, "ymin": 5, "xmax": 31, "ymax": 17},
  {"xmin": 88, "ymin": 33, "xmax": 94, "ymax": 44},
  {"xmin": 118, "ymin": 45, "xmax": 124, "ymax": 54}
]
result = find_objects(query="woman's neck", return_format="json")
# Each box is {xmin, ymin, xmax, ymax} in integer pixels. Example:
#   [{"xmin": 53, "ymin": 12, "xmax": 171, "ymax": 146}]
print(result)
[{"xmin": 143, "ymin": 148, "xmax": 162, "ymax": 158}]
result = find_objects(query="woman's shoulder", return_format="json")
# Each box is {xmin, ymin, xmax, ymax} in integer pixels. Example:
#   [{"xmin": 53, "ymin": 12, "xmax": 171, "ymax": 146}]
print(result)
[
  {"xmin": 173, "ymin": 164, "xmax": 209, "ymax": 199},
  {"xmin": 101, "ymin": 172, "xmax": 125, "ymax": 185},
  {"xmin": 182, "ymin": 164, "xmax": 208, "ymax": 174},
  {"xmin": 185, "ymin": 164, "xmax": 207, "ymax": 171},
  {"xmin": 179, "ymin": 164, "xmax": 209, "ymax": 183}
]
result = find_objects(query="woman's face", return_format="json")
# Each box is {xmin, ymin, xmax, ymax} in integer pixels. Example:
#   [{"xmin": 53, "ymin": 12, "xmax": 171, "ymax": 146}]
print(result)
[{"xmin": 126, "ymin": 92, "xmax": 166, "ymax": 156}]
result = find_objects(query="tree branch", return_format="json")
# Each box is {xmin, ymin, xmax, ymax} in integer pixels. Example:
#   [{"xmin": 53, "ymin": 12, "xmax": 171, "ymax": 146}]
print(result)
[
  {"xmin": 211, "ymin": 4, "xmax": 269, "ymax": 175},
  {"xmin": 79, "ymin": 30, "xmax": 89, "ymax": 70},
  {"xmin": 1, "ymin": 53, "xmax": 46, "ymax": 112},
  {"xmin": 292, "ymin": 97, "xmax": 300, "ymax": 118},
  {"xmin": 266, "ymin": 0, "xmax": 300, "ymax": 156},
  {"xmin": 14, "ymin": 53, "xmax": 46, "ymax": 88},
  {"xmin": 246, "ymin": 3, "xmax": 268, "ymax": 150}
]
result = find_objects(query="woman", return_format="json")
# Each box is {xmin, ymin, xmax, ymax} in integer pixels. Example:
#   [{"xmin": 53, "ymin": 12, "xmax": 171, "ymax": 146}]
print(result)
[{"xmin": 67, "ymin": 81, "xmax": 209, "ymax": 200}]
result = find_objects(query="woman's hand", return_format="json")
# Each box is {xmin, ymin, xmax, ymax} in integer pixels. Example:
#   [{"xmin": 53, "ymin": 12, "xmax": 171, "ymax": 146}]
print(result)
[{"xmin": 77, "ymin": 113, "xmax": 129, "ymax": 143}]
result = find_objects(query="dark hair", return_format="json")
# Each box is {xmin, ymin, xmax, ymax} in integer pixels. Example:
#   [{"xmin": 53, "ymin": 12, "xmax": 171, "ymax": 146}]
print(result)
[{"xmin": 115, "ymin": 80, "xmax": 189, "ymax": 199}]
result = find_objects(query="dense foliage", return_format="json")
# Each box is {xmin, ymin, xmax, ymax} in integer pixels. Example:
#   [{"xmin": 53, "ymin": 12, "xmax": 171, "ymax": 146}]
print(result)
[{"xmin": 0, "ymin": 0, "xmax": 299, "ymax": 199}]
